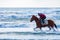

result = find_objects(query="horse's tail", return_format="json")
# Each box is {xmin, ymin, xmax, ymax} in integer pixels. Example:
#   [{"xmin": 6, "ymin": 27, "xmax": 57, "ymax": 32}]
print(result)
[{"xmin": 54, "ymin": 24, "xmax": 57, "ymax": 29}]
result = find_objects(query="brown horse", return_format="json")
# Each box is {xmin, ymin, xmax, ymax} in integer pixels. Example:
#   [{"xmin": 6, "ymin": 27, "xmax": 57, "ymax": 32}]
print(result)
[{"xmin": 30, "ymin": 15, "xmax": 57, "ymax": 31}]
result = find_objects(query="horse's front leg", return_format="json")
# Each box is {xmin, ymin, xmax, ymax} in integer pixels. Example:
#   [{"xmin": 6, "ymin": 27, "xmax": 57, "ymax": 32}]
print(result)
[
  {"xmin": 39, "ymin": 27, "xmax": 42, "ymax": 30},
  {"xmin": 34, "ymin": 27, "xmax": 41, "ymax": 31}
]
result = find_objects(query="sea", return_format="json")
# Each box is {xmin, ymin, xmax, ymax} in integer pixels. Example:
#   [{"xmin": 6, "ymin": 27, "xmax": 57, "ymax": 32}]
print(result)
[{"xmin": 0, "ymin": 8, "xmax": 60, "ymax": 40}]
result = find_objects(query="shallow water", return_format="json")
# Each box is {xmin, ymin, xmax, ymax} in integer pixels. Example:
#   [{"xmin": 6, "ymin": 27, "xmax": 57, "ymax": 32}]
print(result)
[
  {"xmin": 0, "ymin": 8, "xmax": 60, "ymax": 40},
  {"xmin": 0, "ymin": 28, "xmax": 60, "ymax": 40}
]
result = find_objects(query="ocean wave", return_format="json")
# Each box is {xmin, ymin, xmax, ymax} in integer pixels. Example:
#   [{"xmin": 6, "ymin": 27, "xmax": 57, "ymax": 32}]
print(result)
[{"xmin": 0, "ymin": 8, "xmax": 60, "ymax": 28}]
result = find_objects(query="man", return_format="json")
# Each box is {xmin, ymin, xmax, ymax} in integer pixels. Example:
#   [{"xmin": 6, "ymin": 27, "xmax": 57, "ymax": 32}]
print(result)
[{"xmin": 38, "ymin": 13, "xmax": 46, "ymax": 24}]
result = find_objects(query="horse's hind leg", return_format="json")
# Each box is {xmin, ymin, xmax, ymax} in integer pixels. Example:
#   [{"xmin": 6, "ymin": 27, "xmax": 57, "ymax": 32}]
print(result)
[
  {"xmin": 51, "ymin": 26, "xmax": 56, "ymax": 31},
  {"xmin": 48, "ymin": 26, "xmax": 55, "ymax": 31},
  {"xmin": 48, "ymin": 26, "xmax": 51, "ymax": 31},
  {"xmin": 49, "ymin": 27, "xmax": 51, "ymax": 31}
]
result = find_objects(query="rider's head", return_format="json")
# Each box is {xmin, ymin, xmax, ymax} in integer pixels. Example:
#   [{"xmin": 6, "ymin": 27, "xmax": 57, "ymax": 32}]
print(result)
[{"xmin": 38, "ymin": 13, "xmax": 43, "ymax": 16}]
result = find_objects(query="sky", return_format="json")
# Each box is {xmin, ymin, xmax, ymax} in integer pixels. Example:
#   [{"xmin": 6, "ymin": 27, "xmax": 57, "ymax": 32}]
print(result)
[{"xmin": 0, "ymin": 0, "xmax": 60, "ymax": 8}]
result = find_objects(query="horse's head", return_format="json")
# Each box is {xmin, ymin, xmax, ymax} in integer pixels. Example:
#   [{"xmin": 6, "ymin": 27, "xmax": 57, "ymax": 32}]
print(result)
[
  {"xmin": 30, "ymin": 15, "xmax": 42, "ymax": 28},
  {"xmin": 30, "ymin": 15, "xmax": 38, "ymax": 22},
  {"xmin": 30, "ymin": 15, "xmax": 35, "ymax": 22}
]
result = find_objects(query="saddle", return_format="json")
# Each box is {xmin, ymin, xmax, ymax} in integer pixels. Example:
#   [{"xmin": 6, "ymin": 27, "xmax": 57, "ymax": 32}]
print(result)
[{"xmin": 41, "ymin": 19, "xmax": 48, "ymax": 25}]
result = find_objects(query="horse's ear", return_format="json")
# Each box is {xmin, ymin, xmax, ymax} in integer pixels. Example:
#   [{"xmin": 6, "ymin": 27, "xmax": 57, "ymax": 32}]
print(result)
[{"xmin": 32, "ymin": 15, "xmax": 34, "ymax": 16}]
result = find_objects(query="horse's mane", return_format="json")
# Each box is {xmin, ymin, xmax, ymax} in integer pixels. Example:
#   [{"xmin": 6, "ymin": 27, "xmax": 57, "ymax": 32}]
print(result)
[{"xmin": 32, "ymin": 15, "xmax": 39, "ymax": 20}]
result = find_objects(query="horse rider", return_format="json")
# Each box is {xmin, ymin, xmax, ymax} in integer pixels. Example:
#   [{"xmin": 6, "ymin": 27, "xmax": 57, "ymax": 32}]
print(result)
[{"xmin": 38, "ymin": 13, "xmax": 46, "ymax": 24}]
